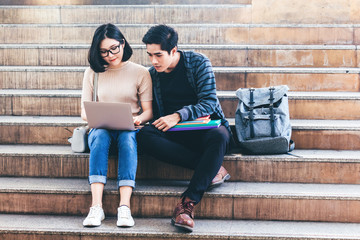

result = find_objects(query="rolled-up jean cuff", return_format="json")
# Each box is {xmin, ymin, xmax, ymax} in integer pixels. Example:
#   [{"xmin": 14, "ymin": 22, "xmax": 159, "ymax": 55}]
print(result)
[
  {"xmin": 118, "ymin": 180, "xmax": 135, "ymax": 189},
  {"xmin": 89, "ymin": 175, "xmax": 107, "ymax": 185}
]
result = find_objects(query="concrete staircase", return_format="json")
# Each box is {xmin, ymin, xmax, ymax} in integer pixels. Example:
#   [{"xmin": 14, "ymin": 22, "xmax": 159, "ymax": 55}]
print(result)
[{"xmin": 1, "ymin": 0, "xmax": 360, "ymax": 239}]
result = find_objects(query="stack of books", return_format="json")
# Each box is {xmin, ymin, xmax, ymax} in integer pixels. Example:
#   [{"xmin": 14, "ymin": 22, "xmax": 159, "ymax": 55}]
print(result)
[{"xmin": 168, "ymin": 115, "xmax": 221, "ymax": 132}]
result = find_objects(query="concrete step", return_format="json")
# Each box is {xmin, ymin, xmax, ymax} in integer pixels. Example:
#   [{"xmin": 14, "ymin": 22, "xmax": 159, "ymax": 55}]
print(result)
[
  {"xmin": 0, "ymin": 89, "xmax": 82, "ymax": 116},
  {"xmin": 1, "ymin": 0, "xmax": 359, "ymax": 26},
  {"xmin": 0, "ymin": 116, "xmax": 359, "ymax": 150},
  {"xmin": 251, "ymin": 1, "xmax": 360, "ymax": 25},
  {"xmin": 2, "ymin": 214, "xmax": 360, "ymax": 240},
  {"xmin": 0, "ymin": 0, "xmax": 251, "ymax": 5},
  {"xmin": 1, "ymin": 89, "xmax": 360, "ymax": 120},
  {"xmin": 0, "ymin": 66, "xmax": 84, "ymax": 90},
  {"xmin": 0, "ymin": 23, "xmax": 358, "ymax": 45},
  {"xmin": 0, "ymin": 5, "xmax": 251, "ymax": 24},
  {"xmin": 214, "ymin": 67, "xmax": 360, "ymax": 91},
  {"xmin": 1, "ymin": 44, "xmax": 359, "ymax": 68},
  {"xmin": 0, "ymin": 116, "xmax": 83, "ymax": 145},
  {"xmin": 2, "ymin": 177, "xmax": 360, "ymax": 222},
  {"xmin": 2, "ymin": 145, "xmax": 360, "ymax": 184},
  {"xmin": 1, "ymin": 66, "xmax": 359, "ymax": 92}
]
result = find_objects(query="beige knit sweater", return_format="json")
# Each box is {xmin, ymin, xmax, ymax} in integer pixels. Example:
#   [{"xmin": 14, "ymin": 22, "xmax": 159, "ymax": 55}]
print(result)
[{"xmin": 81, "ymin": 61, "xmax": 152, "ymax": 120}]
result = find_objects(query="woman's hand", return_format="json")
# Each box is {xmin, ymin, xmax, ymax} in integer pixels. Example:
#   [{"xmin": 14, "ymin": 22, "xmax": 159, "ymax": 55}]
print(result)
[
  {"xmin": 133, "ymin": 116, "xmax": 142, "ymax": 126},
  {"xmin": 135, "ymin": 101, "xmax": 153, "ymax": 125}
]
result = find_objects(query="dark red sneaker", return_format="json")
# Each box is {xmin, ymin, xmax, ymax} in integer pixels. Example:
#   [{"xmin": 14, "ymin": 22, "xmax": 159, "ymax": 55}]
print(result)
[{"xmin": 171, "ymin": 198, "xmax": 195, "ymax": 232}]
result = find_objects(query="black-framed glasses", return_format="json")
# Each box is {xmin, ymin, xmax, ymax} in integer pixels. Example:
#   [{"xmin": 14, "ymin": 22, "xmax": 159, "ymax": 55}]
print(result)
[{"xmin": 100, "ymin": 39, "xmax": 125, "ymax": 57}]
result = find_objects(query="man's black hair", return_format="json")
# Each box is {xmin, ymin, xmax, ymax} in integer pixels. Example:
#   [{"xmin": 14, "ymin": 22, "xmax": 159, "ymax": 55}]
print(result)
[
  {"xmin": 88, "ymin": 23, "xmax": 133, "ymax": 73},
  {"xmin": 142, "ymin": 24, "xmax": 178, "ymax": 54}
]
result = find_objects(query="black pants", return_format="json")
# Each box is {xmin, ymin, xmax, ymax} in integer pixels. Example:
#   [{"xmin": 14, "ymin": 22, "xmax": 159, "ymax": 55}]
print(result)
[{"xmin": 137, "ymin": 125, "xmax": 230, "ymax": 204}]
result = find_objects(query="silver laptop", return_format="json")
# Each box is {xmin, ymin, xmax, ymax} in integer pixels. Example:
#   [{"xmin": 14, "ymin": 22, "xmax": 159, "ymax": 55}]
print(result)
[{"xmin": 83, "ymin": 101, "xmax": 135, "ymax": 130}]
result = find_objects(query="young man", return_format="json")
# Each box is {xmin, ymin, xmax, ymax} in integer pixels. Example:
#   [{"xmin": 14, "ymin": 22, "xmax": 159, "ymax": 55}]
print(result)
[{"xmin": 137, "ymin": 25, "xmax": 232, "ymax": 232}]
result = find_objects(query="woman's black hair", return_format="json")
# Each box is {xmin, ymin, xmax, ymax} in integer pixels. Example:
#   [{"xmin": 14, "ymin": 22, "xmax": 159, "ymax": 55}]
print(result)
[
  {"xmin": 142, "ymin": 24, "xmax": 178, "ymax": 54},
  {"xmin": 88, "ymin": 23, "xmax": 133, "ymax": 73}
]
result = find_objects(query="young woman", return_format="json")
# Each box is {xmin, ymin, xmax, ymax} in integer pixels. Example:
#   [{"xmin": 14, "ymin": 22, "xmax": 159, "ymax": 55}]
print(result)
[{"xmin": 81, "ymin": 23, "xmax": 152, "ymax": 227}]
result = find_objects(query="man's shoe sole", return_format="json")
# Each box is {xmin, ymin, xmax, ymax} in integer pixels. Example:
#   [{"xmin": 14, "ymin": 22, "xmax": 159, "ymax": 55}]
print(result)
[
  {"xmin": 208, "ymin": 173, "xmax": 231, "ymax": 190},
  {"xmin": 171, "ymin": 218, "xmax": 193, "ymax": 232}
]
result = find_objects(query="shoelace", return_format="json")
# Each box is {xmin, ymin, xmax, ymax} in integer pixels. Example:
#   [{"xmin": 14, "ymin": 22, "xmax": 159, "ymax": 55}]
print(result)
[
  {"xmin": 180, "ymin": 201, "xmax": 194, "ymax": 218},
  {"xmin": 119, "ymin": 206, "xmax": 131, "ymax": 219},
  {"xmin": 87, "ymin": 205, "xmax": 102, "ymax": 219}
]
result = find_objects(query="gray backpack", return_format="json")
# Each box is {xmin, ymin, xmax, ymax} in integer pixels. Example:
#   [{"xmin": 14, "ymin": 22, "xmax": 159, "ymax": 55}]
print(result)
[{"xmin": 235, "ymin": 85, "xmax": 294, "ymax": 154}]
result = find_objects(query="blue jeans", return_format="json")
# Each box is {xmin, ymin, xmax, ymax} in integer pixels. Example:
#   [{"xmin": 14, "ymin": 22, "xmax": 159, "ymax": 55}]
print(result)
[{"xmin": 88, "ymin": 128, "xmax": 138, "ymax": 189}]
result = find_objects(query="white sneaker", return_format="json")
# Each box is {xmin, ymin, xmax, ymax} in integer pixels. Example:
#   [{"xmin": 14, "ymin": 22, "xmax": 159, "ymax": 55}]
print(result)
[
  {"xmin": 83, "ymin": 204, "xmax": 105, "ymax": 227},
  {"xmin": 117, "ymin": 205, "xmax": 135, "ymax": 227}
]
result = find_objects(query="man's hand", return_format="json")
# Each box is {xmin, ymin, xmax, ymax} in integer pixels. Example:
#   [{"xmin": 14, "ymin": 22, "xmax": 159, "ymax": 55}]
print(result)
[{"xmin": 153, "ymin": 113, "xmax": 181, "ymax": 132}]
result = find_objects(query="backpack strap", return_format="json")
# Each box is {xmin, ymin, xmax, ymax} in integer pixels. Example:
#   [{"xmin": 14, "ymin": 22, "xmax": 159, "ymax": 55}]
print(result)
[
  {"xmin": 269, "ymin": 86, "xmax": 275, "ymax": 137},
  {"xmin": 93, "ymin": 72, "xmax": 98, "ymax": 102},
  {"xmin": 289, "ymin": 139, "xmax": 295, "ymax": 151},
  {"xmin": 249, "ymin": 88, "xmax": 255, "ymax": 138}
]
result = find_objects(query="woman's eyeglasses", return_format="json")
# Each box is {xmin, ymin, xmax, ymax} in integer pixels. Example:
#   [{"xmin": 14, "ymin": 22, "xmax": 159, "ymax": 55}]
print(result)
[{"xmin": 100, "ymin": 39, "xmax": 125, "ymax": 57}]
